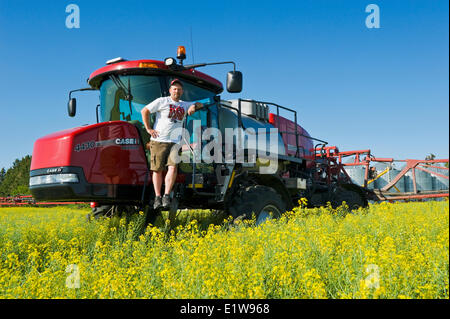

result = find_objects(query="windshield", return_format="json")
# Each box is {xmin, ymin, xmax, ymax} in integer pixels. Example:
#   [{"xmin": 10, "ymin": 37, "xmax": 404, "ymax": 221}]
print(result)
[
  {"xmin": 174, "ymin": 79, "xmax": 216, "ymax": 102},
  {"xmin": 100, "ymin": 75, "xmax": 163, "ymax": 122},
  {"xmin": 100, "ymin": 75, "xmax": 217, "ymax": 123}
]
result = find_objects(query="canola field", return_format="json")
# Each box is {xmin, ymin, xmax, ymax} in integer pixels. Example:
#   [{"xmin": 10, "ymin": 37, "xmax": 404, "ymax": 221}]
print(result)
[{"xmin": 0, "ymin": 200, "xmax": 448, "ymax": 299}]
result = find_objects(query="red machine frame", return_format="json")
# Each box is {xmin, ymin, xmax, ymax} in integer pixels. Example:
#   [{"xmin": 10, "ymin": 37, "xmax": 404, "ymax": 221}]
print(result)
[
  {"xmin": 0, "ymin": 195, "xmax": 84, "ymax": 206},
  {"xmin": 315, "ymin": 146, "xmax": 449, "ymax": 202}
]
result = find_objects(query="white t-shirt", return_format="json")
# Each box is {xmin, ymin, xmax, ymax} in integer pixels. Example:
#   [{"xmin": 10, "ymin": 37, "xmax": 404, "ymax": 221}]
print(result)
[{"xmin": 144, "ymin": 96, "xmax": 192, "ymax": 143}]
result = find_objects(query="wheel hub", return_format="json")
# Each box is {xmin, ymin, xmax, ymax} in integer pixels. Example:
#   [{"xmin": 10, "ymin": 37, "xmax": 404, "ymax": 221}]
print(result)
[{"xmin": 256, "ymin": 204, "xmax": 281, "ymax": 225}]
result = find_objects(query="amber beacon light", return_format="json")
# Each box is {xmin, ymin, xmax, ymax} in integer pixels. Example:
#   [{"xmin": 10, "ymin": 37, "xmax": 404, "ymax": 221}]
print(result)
[{"xmin": 177, "ymin": 46, "xmax": 186, "ymax": 64}]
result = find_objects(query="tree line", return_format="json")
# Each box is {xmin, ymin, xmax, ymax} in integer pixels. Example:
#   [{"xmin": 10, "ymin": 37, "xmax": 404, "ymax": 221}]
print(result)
[{"xmin": 0, "ymin": 155, "xmax": 32, "ymax": 197}]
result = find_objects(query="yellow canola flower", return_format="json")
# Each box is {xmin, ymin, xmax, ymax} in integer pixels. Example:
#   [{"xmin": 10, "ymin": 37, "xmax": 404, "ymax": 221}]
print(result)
[{"xmin": 0, "ymin": 201, "xmax": 448, "ymax": 299}]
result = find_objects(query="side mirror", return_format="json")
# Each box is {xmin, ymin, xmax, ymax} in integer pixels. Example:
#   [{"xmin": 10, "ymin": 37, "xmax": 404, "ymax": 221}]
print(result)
[
  {"xmin": 68, "ymin": 98, "xmax": 77, "ymax": 117},
  {"xmin": 227, "ymin": 71, "xmax": 243, "ymax": 93}
]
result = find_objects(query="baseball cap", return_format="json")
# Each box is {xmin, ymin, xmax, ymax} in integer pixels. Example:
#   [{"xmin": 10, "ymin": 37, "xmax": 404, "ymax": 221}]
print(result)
[{"xmin": 170, "ymin": 79, "xmax": 183, "ymax": 87}]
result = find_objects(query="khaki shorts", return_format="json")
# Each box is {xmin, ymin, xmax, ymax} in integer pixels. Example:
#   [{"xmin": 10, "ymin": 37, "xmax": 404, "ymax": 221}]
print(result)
[{"xmin": 149, "ymin": 140, "xmax": 180, "ymax": 171}]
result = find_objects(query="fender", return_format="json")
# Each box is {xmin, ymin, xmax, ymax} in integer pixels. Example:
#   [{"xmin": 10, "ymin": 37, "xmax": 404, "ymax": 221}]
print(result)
[{"xmin": 250, "ymin": 173, "xmax": 294, "ymax": 210}]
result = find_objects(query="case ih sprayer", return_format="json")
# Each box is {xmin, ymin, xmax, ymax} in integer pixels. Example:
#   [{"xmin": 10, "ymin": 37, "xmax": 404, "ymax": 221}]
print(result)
[{"xmin": 29, "ymin": 47, "xmax": 449, "ymax": 223}]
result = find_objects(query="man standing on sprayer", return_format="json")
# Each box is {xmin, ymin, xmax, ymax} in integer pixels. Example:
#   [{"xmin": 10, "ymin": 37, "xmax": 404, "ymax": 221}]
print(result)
[{"xmin": 141, "ymin": 79, "xmax": 203, "ymax": 209}]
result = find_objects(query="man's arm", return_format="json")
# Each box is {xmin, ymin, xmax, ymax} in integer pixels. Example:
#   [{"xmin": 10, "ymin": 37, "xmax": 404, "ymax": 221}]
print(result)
[
  {"xmin": 141, "ymin": 107, "xmax": 159, "ymax": 139},
  {"xmin": 187, "ymin": 102, "xmax": 203, "ymax": 116}
]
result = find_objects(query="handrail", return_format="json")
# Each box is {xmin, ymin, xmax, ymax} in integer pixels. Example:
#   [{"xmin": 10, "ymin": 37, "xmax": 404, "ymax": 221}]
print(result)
[{"xmin": 222, "ymin": 99, "xmax": 328, "ymax": 153}]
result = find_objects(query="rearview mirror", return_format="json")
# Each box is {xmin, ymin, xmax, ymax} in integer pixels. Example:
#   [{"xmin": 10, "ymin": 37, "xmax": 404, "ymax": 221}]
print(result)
[
  {"xmin": 227, "ymin": 71, "xmax": 243, "ymax": 93},
  {"xmin": 68, "ymin": 98, "xmax": 76, "ymax": 117}
]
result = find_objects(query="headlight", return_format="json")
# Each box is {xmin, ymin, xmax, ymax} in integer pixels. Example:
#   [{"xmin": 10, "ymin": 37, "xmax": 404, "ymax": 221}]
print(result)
[
  {"xmin": 164, "ymin": 57, "xmax": 176, "ymax": 66},
  {"xmin": 29, "ymin": 173, "xmax": 79, "ymax": 187}
]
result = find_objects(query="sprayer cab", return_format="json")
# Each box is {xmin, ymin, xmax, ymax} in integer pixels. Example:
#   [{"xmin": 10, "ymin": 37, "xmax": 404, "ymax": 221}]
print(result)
[{"xmin": 67, "ymin": 46, "xmax": 242, "ymax": 118}]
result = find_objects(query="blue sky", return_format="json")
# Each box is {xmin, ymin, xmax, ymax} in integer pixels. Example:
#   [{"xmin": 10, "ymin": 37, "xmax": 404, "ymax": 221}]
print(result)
[{"xmin": 0, "ymin": 0, "xmax": 448, "ymax": 170}]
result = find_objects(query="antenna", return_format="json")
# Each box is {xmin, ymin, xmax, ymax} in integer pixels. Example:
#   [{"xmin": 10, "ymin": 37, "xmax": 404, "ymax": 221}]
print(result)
[{"xmin": 190, "ymin": 26, "xmax": 195, "ymax": 65}]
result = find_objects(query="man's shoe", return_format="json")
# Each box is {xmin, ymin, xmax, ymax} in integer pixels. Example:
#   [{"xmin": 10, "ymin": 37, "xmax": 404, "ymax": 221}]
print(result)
[
  {"xmin": 162, "ymin": 195, "xmax": 171, "ymax": 209},
  {"xmin": 153, "ymin": 196, "xmax": 162, "ymax": 210}
]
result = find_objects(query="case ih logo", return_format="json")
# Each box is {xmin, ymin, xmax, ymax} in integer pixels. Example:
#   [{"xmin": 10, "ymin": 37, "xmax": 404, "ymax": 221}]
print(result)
[
  {"xmin": 47, "ymin": 168, "xmax": 63, "ymax": 174},
  {"xmin": 115, "ymin": 138, "xmax": 139, "ymax": 145},
  {"xmin": 74, "ymin": 138, "xmax": 139, "ymax": 152}
]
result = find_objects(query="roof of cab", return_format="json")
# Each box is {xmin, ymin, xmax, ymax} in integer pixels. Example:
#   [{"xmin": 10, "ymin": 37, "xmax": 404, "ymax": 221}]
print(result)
[{"xmin": 88, "ymin": 59, "xmax": 223, "ymax": 93}]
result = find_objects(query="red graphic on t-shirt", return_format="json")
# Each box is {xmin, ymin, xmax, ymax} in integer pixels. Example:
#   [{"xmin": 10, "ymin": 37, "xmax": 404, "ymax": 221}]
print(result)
[{"xmin": 168, "ymin": 104, "xmax": 185, "ymax": 122}]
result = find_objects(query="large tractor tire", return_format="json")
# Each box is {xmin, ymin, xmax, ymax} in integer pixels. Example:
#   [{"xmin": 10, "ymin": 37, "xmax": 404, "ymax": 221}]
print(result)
[
  {"xmin": 89, "ymin": 205, "xmax": 114, "ymax": 220},
  {"xmin": 228, "ymin": 185, "xmax": 286, "ymax": 225},
  {"xmin": 331, "ymin": 187, "xmax": 365, "ymax": 210}
]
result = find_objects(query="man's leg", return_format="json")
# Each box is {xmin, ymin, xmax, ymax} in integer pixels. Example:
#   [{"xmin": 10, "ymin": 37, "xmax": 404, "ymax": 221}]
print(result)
[
  {"xmin": 152, "ymin": 170, "xmax": 163, "ymax": 209},
  {"xmin": 152, "ymin": 170, "xmax": 163, "ymax": 197},
  {"xmin": 164, "ymin": 165, "xmax": 177, "ymax": 195},
  {"xmin": 150, "ymin": 140, "xmax": 166, "ymax": 209},
  {"xmin": 165, "ymin": 143, "xmax": 181, "ymax": 196}
]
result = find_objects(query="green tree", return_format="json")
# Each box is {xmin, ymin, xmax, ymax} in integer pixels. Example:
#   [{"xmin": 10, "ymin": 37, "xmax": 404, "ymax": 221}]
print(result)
[
  {"xmin": 0, "ymin": 155, "xmax": 32, "ymax": 196},
  {"xmin": 424, "ymin": 153, "xmax": 436, "ymax": 166},
  {"xmin": 0, "ymin": 168, "xmax": 5, "ymax": 184},
  {"xmin": 12, "ymin": 185, "xmax": 30, "ymax": 195}
]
